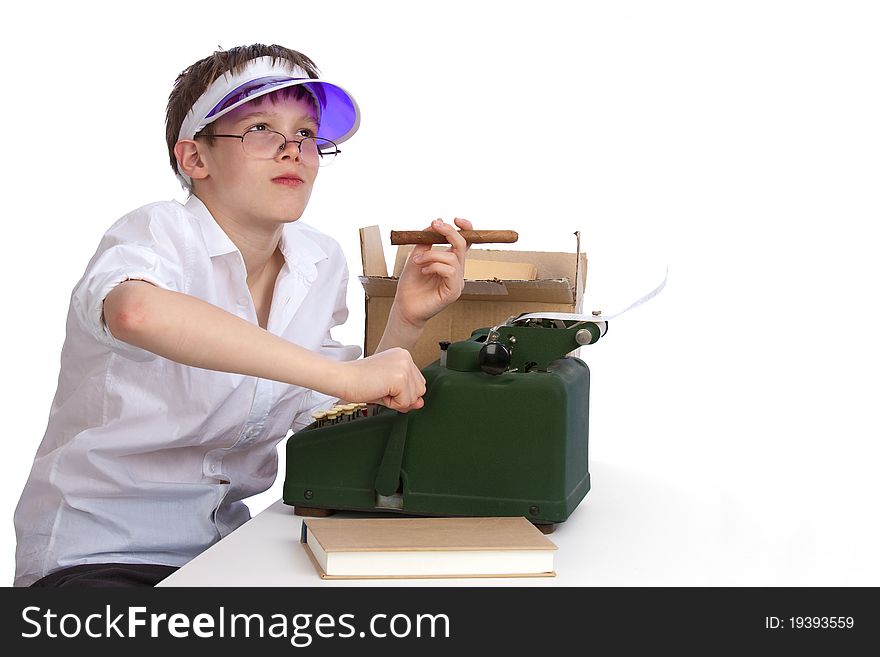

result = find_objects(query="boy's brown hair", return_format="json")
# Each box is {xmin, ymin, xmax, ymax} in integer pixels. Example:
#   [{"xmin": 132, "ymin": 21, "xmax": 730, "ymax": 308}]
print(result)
[{"xmin": 165, "ymin": 44, "xmax": 321, "ymax": 180}]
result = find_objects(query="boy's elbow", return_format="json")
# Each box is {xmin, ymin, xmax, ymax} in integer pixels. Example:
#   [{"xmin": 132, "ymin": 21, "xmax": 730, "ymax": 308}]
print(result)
[{"xmin": 103, "ymin": 281, "xmax": 154, "ymax": 341}]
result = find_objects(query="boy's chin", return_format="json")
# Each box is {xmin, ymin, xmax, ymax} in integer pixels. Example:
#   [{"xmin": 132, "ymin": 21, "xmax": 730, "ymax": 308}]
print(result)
[
  {"xmin": 279, "ymin": 212, "xmax": 304, "ymax": 223},
  {"xmin": 274, "ymin": 196, "xmax": 311, "ymax": 222},
  {"xmin": 269, "ymin": 203, "xmax": 307, "ymax": 223}
]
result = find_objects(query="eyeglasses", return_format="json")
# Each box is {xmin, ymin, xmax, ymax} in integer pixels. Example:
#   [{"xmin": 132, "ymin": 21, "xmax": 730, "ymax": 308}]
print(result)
[{"xmin": 196, "ymin": 128, "xmax": 340, "ymax": 167}]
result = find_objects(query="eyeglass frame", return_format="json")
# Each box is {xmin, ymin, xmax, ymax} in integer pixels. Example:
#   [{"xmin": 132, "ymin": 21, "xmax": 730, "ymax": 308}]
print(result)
[{"xmin": 193, "ymin": 128, "xmax": 341, "ymax": 164}]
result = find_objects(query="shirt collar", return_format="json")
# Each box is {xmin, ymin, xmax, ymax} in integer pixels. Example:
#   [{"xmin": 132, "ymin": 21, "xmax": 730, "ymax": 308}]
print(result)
[
  {"xmin": 185, "ymin": 195, "xmax": 238, "ymax": 257},
  {"xmin": 184, "ymin": 195, "xmax": 328, "ymax": 281}
]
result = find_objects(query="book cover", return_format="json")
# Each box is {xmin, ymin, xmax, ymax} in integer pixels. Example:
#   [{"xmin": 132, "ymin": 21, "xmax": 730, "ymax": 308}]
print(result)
[{"xmin": 300, "ymin": 516, "xmax": 557, "ymax": 580}]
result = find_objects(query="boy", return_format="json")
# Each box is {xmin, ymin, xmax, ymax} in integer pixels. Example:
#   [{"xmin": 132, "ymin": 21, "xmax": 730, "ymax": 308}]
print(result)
[{"xmin": 14, "ymin": 44, "xmax": 472, "ymax": 587}]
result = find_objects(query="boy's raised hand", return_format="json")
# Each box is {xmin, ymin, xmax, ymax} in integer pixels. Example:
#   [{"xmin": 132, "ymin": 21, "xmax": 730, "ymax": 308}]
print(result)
[
  {"xmin": 392, "ymin": 217, "xmax": 473, "ymax": 328},
  {"xmin": 338, "ymin": 348, "xmax": 427, "ymax": 412}
]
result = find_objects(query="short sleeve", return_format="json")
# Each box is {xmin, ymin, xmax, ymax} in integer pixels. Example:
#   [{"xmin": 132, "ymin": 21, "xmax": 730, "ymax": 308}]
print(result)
[{"xmin": 71, "ymin": 208, "xmax": 191, "ymax": 362}]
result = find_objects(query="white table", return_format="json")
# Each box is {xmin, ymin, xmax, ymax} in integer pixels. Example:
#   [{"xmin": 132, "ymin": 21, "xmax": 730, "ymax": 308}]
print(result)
[
  {"xmin": 158, "ymin": 500, "xmax": 589, "ymax": 587},
  {"xmin": 158, "ymin": 460, "xmax": 735, "ymax": 587}
]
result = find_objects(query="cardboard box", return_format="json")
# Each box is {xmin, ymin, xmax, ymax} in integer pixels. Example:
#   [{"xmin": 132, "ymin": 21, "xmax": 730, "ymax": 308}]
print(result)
[{"xmin": 358, "ymin": 226, "xmax": 587, "ymax": 368}]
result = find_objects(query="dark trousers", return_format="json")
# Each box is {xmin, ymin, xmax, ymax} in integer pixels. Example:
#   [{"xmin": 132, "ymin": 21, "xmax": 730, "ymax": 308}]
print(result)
[{"xmin": 30, "ymin": 563, "xmax": 179, "ymax": 587}]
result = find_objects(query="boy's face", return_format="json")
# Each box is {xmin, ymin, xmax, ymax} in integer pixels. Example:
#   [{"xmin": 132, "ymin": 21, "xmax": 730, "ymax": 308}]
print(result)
[{"xmin": 195, "ymin": 93, "xmax": 321, "ymax": 227}]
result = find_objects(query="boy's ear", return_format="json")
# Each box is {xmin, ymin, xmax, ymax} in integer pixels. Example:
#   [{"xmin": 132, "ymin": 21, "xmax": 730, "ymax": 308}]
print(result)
[{"xmin": 174, "ymin": 140, "xmax": 209, "ymax": 181}]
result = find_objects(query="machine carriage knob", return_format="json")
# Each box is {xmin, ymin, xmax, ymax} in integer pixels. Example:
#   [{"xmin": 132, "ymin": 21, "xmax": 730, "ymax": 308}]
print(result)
[{"xmin": 478, "ymin": 341, "xmax": 511, "ymax": 375}]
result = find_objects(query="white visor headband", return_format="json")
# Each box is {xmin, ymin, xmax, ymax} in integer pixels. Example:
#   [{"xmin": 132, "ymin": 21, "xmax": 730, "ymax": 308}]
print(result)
[{"xmin": 175, "ymin": 56, "xmax": 360, "ymax": 189}]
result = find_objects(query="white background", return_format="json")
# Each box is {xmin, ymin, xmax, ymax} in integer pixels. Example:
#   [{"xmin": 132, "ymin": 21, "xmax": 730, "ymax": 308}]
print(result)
[{"xmin": 1, "ymin": 0, "xmax": 878, "ymax": 586}]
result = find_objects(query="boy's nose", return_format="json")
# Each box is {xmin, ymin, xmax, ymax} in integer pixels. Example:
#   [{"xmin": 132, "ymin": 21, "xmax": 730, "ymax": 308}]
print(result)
[{"xmin": 278, "ymin": 144, "xmax": 302, "ymax": 162}]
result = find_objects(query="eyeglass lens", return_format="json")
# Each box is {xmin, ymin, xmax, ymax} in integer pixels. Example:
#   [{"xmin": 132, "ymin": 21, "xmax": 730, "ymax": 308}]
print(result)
[{"xmin": 242, "ymin": 131, "xmax": 337, "ymax": 166}]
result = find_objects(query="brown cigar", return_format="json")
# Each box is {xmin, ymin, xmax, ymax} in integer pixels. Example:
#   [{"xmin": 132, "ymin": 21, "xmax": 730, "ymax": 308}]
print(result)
[{"xmin": 390, "ymin": 230, "xmax": 518, "ymax": 245}]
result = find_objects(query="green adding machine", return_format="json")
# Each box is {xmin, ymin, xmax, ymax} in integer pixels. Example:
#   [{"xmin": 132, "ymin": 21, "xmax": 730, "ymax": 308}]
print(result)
[{"xmin": 283, "ymin": 313, "xmax": 609, "ymax": 532}]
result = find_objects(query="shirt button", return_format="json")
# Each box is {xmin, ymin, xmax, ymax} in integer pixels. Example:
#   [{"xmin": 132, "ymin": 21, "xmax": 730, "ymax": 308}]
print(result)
[{"xmin": 237, "ymin": 297, "xmax": 249, "ymax": 307}]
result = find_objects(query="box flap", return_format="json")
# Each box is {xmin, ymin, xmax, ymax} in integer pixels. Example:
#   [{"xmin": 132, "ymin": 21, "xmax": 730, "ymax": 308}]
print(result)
[
  {"xmin": 393, "ymin": 245, "xmax": 579, "ymax": 280},
  {"xmin": 359, "ymin": 225, "xmax": 388, "ymax": 277},
  {"xmin": 358, "ymin": 276, "xmax": 399, "ymax": 298},
  {"xmin": 477, "ymin": 279, "xmax": 576, "ymax": 303},
  {"xmin": 464, "ymin": 259, "xmax": 537, "ymax": 281}
]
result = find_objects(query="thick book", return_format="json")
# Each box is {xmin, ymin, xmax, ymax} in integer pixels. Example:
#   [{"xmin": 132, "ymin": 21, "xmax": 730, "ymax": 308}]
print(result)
[{"xmin": 300, "ymin": 516, "xmax": 557, "ymax": 579}]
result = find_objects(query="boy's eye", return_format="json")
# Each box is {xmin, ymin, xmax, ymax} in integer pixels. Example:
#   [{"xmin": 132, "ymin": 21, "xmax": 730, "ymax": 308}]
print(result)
[{"xmin": 244, "ymin": 123, "xmax": 316, "ymax": 138}]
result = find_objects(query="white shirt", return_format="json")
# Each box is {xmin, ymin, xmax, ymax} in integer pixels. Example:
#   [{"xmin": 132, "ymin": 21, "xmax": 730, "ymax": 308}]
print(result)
[{"xmin": 14, "ymin": 196, "xmax": 361, "ymax": 586}]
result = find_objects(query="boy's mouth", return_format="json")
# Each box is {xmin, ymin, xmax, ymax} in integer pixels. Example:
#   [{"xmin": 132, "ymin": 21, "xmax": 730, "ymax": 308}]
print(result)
[{"xmin": 272, "ymin": 174, "xmax": 305, "ymax": 187}]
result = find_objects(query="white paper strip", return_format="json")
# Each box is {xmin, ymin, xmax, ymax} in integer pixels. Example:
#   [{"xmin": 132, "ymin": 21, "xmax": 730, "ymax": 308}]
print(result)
[{"xmin": 512, "ymin": 268, "xmax": 668, "ymax": 324}]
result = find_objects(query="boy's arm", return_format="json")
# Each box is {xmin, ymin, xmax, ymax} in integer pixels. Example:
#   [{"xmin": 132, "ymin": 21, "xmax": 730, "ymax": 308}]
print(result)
[
  {"xmin": 374, "ymin": 305, "xmax": 426, "ymax": 353},
  {"xmin": 104, "ymin": 280, "xmax": 425, "ymax": 410}
]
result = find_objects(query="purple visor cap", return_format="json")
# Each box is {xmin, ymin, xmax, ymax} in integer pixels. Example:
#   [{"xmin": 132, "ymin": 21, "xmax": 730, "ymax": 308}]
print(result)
[{"xmin": 204, "ymin": 75, "xmax": 360, "ymax": 144}]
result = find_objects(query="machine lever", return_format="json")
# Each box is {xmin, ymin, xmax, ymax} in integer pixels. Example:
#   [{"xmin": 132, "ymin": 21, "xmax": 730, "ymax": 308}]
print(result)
[{"xmin": 374, "ymin": 412, "xmax": 411, "ymax": 497}]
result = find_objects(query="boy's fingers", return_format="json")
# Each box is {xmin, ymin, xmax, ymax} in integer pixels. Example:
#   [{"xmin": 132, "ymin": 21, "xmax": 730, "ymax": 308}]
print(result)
[
  {"xmin": 407, "ymin": 220, "xmax": 440, "ymax": 266},
  {"xmin": 385, "ymin": 397, "xmax": 422, "ymax": 413},
  {"xmin": 412, "ymin": 251, "xmax": 460, "ymax": 267},
  {"xmin": 453, "ymin": 218, "xmax": 473, "ymax": 253},
  {"xmin": 419, "ymin": 263, "xmax": 456, "ymax": 279},
  {"xmin": 408, "ymin": 247, "xmax": 433, "ymax": 268},
  {"xmin": 431, "ymin": 219, "xmax": 468, "ymax": 256},
  {"xmin": 410, "ymin": 218, "xmax": 473, "ymax": 262}
]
